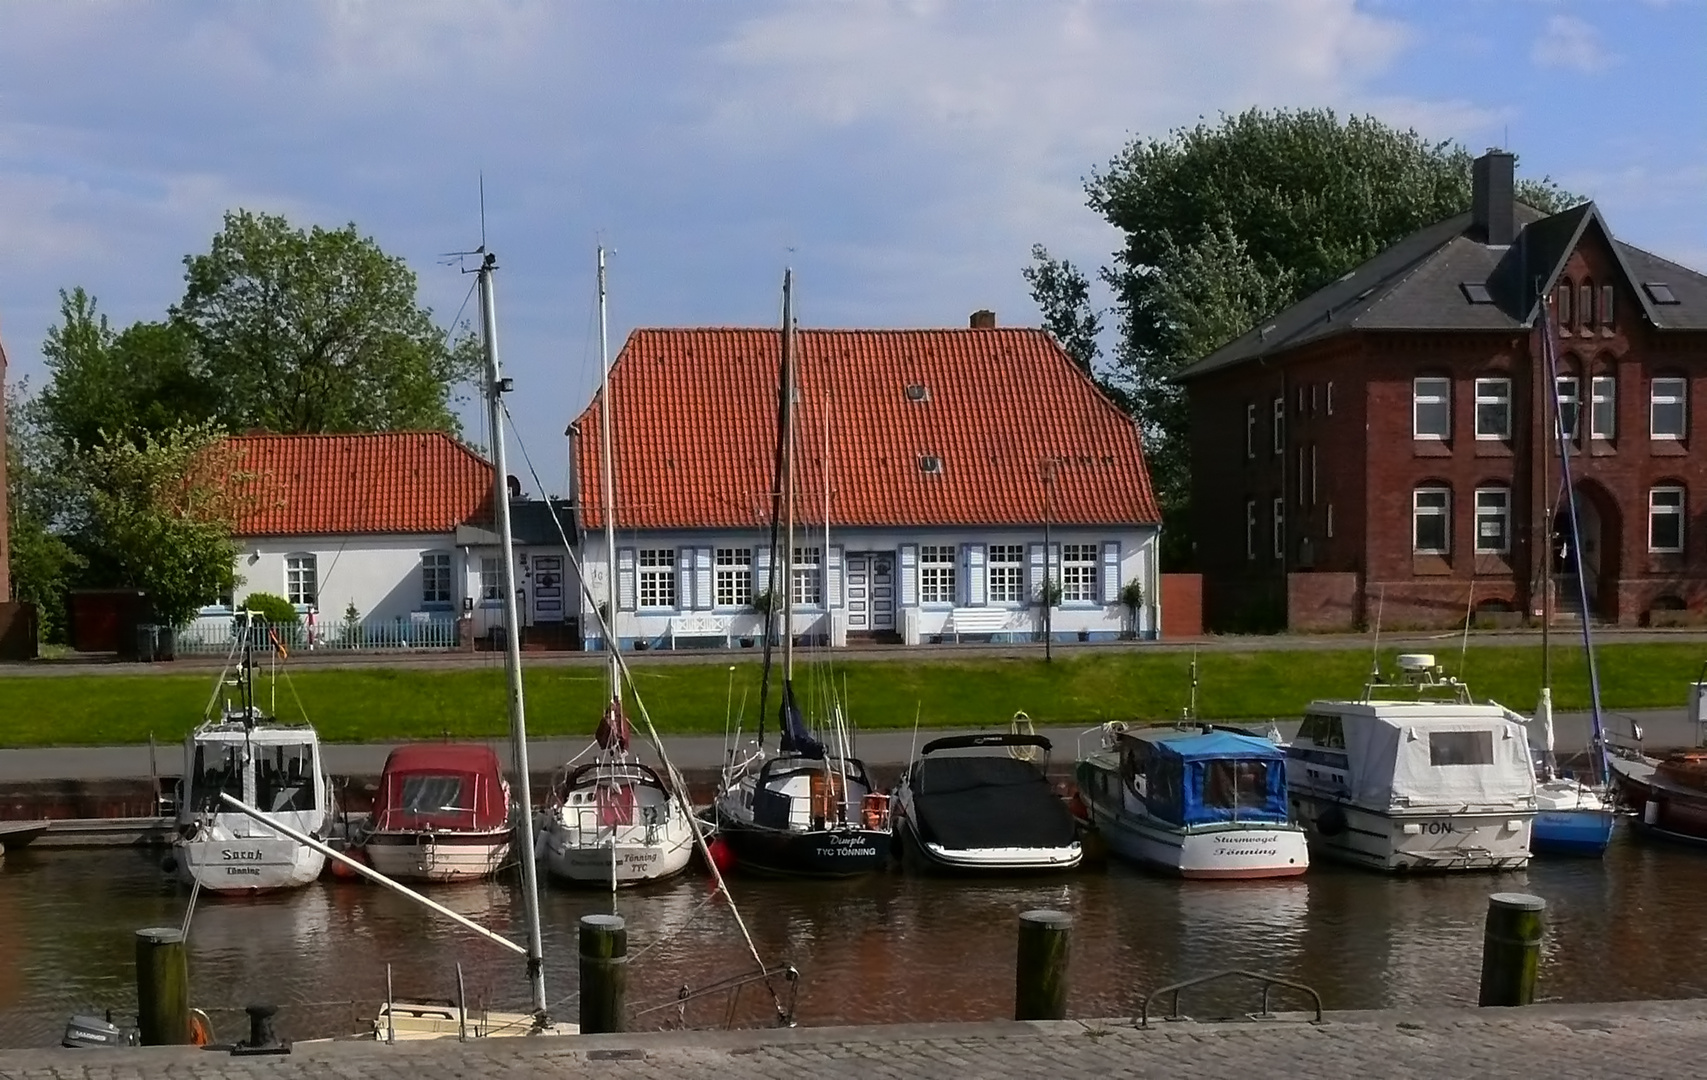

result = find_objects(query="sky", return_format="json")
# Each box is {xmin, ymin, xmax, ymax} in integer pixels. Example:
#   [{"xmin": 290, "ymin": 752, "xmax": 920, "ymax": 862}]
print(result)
[{"xmin": 1, "ymin": 0, "xmax": 1702, "ymax": 498}]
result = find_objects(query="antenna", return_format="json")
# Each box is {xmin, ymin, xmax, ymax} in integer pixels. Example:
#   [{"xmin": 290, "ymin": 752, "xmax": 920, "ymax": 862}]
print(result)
[
  {"xmin": 1368, "ymin": 585, "xmax": 1386, "ymax": 688},
  {"xmin": 1458, "ymin": 581, "xmax": 1475, "ymax": 679},
  {"xmin": 479, "ymin": 172, "xmax": 488, "ymax": 254}
]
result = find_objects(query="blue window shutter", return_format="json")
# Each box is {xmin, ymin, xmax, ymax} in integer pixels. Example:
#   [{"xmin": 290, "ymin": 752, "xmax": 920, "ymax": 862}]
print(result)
[
  {"xmin": 676, "ymin": 547, "xmax": 693, "ymax": 610},
  {"xmin": 1028, "ymin": 543, "xmax": 1045, "ymax": 601},
  {"xmin": 695, "ymin": 547, "xmax": 713, "ymax": 610},
  {"xmin": 899, "ymin": 544, "xmax": 918, "ymax": 606},
  {"xmin": 966, "ymin": 543, "xmax": 986, "ymax": 606},
  {"xmin": 617, "ymin": 547, "xmax": 636, "ymax": 611},
  {"xmin": 1102, "ymin": 540, "xmax": 1121, "ymax": 604},
  {"xmin": 828, "ymin": 546, "xmax": 844, "ymax": 608}
]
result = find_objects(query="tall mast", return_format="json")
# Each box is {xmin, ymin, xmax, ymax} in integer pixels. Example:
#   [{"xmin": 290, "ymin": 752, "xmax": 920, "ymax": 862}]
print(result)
[
  {"xmin": 597, "ymin": 247, "xmax": 620, "ymax": 704},
  {"xmin": 782, "ymin": 269, "xmax": 796, "ymax": 682},
  {"xmin": 1540, "ymin": 292, "xmax": 1552, "ymax": 688},
  {"xmin": 477, "ymin": 252, "xmax": 548, "ymax": 1020}
]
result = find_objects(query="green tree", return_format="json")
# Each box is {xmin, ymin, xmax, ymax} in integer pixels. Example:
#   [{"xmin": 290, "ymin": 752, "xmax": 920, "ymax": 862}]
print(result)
[
  {"xmin": 174, "ymin": 210, "xmax": 480, "ymax": 434},
  {"xmin": 5, "ymin": 381, "xmax": 84, "ymax": 642},
  {"xmin": 1076, "ymin": 108, "xmax": 1578, "ymax": 564},
  {"xmin": 1022, "ymin": 244, "xmax": 1103, "ymax": 377}
]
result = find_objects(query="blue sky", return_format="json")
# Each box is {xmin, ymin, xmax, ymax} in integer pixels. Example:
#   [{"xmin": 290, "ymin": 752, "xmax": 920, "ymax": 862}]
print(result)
[{"xmin": 2, "ymin": 1, "xmax": 1702, "ymax": 497}]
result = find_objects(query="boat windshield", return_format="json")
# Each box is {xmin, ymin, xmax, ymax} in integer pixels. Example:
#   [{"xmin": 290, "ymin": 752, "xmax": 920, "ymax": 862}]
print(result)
[
  {"xmin": 399, "ymin": 775, "xmax": 467, "ymax": 817},
  {"xmin": 255, "ymin": 743, "xmax": 318, "ymax": 813},
  {"xmin": 1203, "ymin": 760, "xmax": 1279, "ymax": 812},
  {"xmin": 189, "ymin": 744, "xmax": 245, "ymax": 812}
]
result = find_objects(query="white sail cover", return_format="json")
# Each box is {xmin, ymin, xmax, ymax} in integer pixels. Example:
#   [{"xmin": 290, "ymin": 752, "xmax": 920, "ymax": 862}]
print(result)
[{"xmin": 1341, "ymin": 705, "xmax": 1535, "ymax": 810}]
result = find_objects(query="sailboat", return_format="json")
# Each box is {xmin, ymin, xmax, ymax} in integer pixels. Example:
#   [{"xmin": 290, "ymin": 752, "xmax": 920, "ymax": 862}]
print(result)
[
  {"xmin": 536, "ymin": 246, "xmax": 696, "ymax": 888},
  {"xmin": 1528, "ymin": 294, "xmax": 1616, "ymax": 857},
  {"xmin": 708, "ymin": 269, "xmax": 892, "ymax": 877}
]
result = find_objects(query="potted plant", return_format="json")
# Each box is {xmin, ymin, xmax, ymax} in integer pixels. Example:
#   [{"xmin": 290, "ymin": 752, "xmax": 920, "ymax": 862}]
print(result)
[{"xmin": 1119, "ymin": 579, "xmax": 1145, "ymax": 640}]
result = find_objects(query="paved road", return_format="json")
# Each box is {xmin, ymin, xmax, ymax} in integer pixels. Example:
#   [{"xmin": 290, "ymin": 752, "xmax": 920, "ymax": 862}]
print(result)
[{"xmin": 2, "ymin": 1001, "xmax": 1705, "ymax": 1079}]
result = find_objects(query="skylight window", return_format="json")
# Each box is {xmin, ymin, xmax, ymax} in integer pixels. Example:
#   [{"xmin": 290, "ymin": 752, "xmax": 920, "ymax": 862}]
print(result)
[
  {"xmin": 918, "ymin": 455, "xmax": 944, "ymax": 475},
  {"xmin": 904, "ymin": 383, "xmax": 931, "ymax": 402},
  {"xmin": 1460, "ymin": 282, "xmax": 1494, "ymax": 304},
  {"xmin": 1645, "ymin": 282, "xmax": 1680, "ymax": 305}
]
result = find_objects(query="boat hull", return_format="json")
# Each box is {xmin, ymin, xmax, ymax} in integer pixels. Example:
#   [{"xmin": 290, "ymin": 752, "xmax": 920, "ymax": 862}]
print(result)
[
  {"xmin": 363, "ymin": 830, "xmax": 512, "ymax": 882},
  {"xmin": 538, "ymin": 821, "xmax": 695, "ymax": 888},
  {"xmin": 896, "ymin": 812, "xmax": 1081, "ymax": 875},
  {"xmin": 1083, "ymin": 801, "xmax": 1308, "ymax": 879},
  {"xmin": 1530, "ymin": 809, "xmax": 1615, "ymax": 856},
  {"xmin": 175, "ymin": 836, "xmax": 326, "ymax": 893},
  {"xmin": 712, "ymin": 814, "xmax": 891, "ymax": 878},
  {"xmin": 1611, "ymin": 753, "xmax": 1707, "ymax": 846},
  {"xmin": 1290, "ymin": 793, "xmax": 1531, "ymax": 872}
]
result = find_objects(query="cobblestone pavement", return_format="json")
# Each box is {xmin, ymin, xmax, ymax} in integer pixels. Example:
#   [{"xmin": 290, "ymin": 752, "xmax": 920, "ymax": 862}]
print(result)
[{"xmin": 3, "ymin": 1001, "xmax": 1706, "ymax": 1080}]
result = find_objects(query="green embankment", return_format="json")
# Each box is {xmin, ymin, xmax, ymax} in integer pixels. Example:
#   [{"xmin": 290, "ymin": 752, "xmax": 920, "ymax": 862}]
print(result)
[{"xmin": 1, "ymin": 643, "xmax": 1702, "ymax": 748}]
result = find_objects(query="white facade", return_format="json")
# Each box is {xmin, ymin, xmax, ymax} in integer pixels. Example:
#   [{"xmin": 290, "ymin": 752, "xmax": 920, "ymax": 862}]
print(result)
[{"xmin": 577, "ymin": 524, "xmax": 1162, "ymax": 651}]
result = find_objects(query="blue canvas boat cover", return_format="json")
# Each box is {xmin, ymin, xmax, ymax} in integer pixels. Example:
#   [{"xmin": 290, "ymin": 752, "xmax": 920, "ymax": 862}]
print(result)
[{"xmin": 1135, "ymin": 730, "xmax": 1289, "ymax": 827}]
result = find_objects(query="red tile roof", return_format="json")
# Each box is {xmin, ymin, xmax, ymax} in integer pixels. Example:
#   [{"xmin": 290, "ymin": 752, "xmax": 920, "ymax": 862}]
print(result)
[
  {"xmin": 570, "ymin": 328, "xmax": 1159, "ymax": 530},
  {"xmin": 224, "ymin": 431, "xmax": 494, "ymax": 537}
]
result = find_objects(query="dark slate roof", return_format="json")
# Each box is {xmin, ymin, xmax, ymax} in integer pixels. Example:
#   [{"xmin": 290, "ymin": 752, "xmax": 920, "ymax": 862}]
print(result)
[
  {"xmin": 1177, "ymin": 202, "xmax": 1707, "ymax": 381},
  {"xmin": 453, "ymin": 498, "xmax": 575, "ymax": 547}
]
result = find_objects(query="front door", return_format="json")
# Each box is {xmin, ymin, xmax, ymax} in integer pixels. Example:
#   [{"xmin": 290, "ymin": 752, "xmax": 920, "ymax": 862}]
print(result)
[
  {"xmin": 532, "ymin": 555, "xmax": 565, "ymax": 625},
  {"xmin": 845, "ymin": 552, "xmax": 895, "ymax": 634}
]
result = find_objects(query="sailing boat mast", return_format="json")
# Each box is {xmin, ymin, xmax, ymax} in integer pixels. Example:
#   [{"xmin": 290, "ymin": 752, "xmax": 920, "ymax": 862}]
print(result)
[
  {"xmin": 597, "ymin": 247, "xmax": 620, "ymax": 706},
  {"xmin": 477, "ymin": 251, "xmax": 549, "ymax": 1020},
  {"xmin": 782, "ymin": 269, "xmax": 796, "ymax": 685}
]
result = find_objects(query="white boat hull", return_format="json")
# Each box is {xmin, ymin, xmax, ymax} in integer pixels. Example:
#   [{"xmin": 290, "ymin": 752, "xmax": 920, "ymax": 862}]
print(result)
[
  {"xmin": 175, "ymin": 835, "xmax": 326, "ymax": 892},
  {"xmin": 1087, "ymin": 801, "xmax": 1308, "ymax": 879},
  {"xmin": 1290, "ymin": 793, "xmax": 1531, "ymax": 872},
  {"xmin": 363, "ymin": 831, "xmax": 512, "ymax": 882},
  {"xmin": 898, "ymin": 810, "xmax": 1081, "ymax": 873},
  {"xmin": 538, "ymin": 819, "xmax": 695, "ymax": 888}
]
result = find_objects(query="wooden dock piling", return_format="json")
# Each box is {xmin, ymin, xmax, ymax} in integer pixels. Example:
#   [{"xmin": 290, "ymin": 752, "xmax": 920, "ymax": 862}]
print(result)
[
  {"xmin": 134, "ymin": 927, "xmax": 190, "ymax": 1045},
  {"xmin": 579, "ymin": 914, "xmax": 628, "ymax": 1033},
  {"xmin": 1015, "ymin": 909, "xmax": 1072, "ymax": 1021},
  {"xmin": 1479, "ymin": 892, "xmax": 1545, "ymax": 1007}
]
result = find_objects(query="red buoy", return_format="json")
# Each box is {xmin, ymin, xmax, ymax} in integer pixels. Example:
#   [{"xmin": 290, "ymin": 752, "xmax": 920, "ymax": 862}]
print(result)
[
  {"xmin": 328, "ymin": 846, "xmax": 370, "ymax": 881},
  {"xmin": 706, "ymin": 836, "xmax": 735, "ymax": 875}
]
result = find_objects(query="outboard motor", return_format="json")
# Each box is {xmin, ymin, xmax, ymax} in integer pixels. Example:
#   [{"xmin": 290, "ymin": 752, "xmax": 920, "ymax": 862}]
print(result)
[{"xmin": 62, "ymin": 1014, "xmax": 133, "ymax": 1048}]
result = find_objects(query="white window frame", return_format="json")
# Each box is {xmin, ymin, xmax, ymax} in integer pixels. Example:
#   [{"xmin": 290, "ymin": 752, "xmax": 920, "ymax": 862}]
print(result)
[
  {"xmin": 1590, "ymin": 375, "xmax": 1616, "ymax": 441},
  {"xmin": 421, "ymin": 551, "xmax": 452, "ymax": 606},
  {"xmin": 285, "ymin": 553, "xmax": 318, "ymax": 609},
  {"xmin": 916, "ymin": 545, "xmax": 954, "ymax": 606},
  {"xmin": 1245, "ymin": 403, "xmax": 1256, "ymax": 459},
  {"xmin": 1554, "ymin": 376, "xmax": 1580, "ymax": 441},
  {"xmin": 1245, "ymin": 500, "xmax": 1257, "ymax": 561},
  {"xmin": 1271, "ymin": 396, "xmax": 1284, "ymax": 455},
  {"xmin": 714, "ymin": 547, "xmax": 753, "ymax": 608},
  {"xmin": 1649, "ymin": 487, "xmax": 1685, "ymax": 553},
  {"xmin": 1271, "ymin": 498, "xmax": 1284, "ymax": 560},
  {"xmin": 1060, "ymin": 543, "xmax": 1097, "ymax": 603},
  {"xmin": 1651, "ymin": 377, "xmax": 1687, "ymax": 440},
  {"xmin": 637, "ymin": 548, "xmax": 677, "ymax": 609},
  {"xmin": 1474, "ymin": 377, "xmax": 1512, "ymax": 440},
  {"xmin": 987, "ymin": 544, "xmax": 1025, "ymax": 605},
  {"xmin": 1474, "ymin": 487, "xmax": 1511, "ymax": 555},
  {"xmin": 480, "ymin": 556, "xmax": 503, "ymax": 604},
  {"xmin": 1413, "ymin": 487, "xmax": 1451, "ymax": 555},
  {"xmin": 792, "ymin": 546, "xmax": 823, "ymax": 608},
  {"xmin": 1413, "ymin": 377, "xmax": 1450, "ymax": 439}
]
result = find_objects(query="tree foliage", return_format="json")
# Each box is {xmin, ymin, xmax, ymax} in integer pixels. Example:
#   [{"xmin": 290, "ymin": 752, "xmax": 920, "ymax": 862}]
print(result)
[
  {"xmin": 5, "ymin": 381, "xmax": 84, "ymax": 642},
  {"xmin": 1074, "ymin": 107, "xmax": 1579, "ymax": 563},
  {"xmin": 1022, "ymin": 245, "xmax": 1103, "ymax": 377}
]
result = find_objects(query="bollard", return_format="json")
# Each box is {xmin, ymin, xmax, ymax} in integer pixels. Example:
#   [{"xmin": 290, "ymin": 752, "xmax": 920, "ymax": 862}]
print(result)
[
  {"xmin": 579, "ymin": 914, "xmax": 628, "ymax": 1034},
  {"xmin": 1479, "ymin": 892, "xmax": 1545, "ymax": 1007},
  {"xmin": 1014, "ymin": 909, "xmax": 1072, "ymax": 1021},
  {"xmin": 231, "ymin": 1002, "xmax": 289, "ymax": 1056},
  {"xmin": 134, "ymin": 927, "xmax": 190, "ymax": 1045}
]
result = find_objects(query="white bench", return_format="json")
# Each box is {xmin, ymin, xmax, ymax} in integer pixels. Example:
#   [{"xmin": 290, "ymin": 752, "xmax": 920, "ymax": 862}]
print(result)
[
  {"xmin": 668, "ymin": 614, "xmax": 730, "ymax": 649},
  {"xmin": 947, "ymin": 607, "xmax": 1013, "ymax": 642}
]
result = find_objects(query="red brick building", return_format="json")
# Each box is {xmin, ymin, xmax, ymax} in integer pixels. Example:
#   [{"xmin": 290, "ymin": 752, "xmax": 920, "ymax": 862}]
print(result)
[{"xmin": 1179, "ymin": 150, "xmax": 1707, "ymax": 631}]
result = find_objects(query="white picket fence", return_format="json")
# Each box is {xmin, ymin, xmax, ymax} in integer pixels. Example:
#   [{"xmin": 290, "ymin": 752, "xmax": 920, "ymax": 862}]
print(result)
[{"xmin": 176, "ymin": 614, "xmax": 461, "ymax": 655}]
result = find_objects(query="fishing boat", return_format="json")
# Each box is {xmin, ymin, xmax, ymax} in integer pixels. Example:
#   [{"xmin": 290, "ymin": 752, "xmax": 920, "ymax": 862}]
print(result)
[
  {"xmin": 1285, "ymin": 654, "xmax": 1536, "ymax": 872},
  {"xmin": 359, "ymin": 744, "xmax": 512, "ymax": 882},
  {"xmin": 536, "ymin": 246, "xmax": 695, "ymax": 888},
  {"xmin": 708, "ymin": 268, "xmax": 891, "ymax": 878},
  {"xmin": 171, "ymin": 621, "xmax": 331, "ymax": 893},
  {"xmin": 892, "ymin": 732, "xmax": 1081, "ymax": 873},
  {"xmin": 1610, "ymin": 672, "xmax": 1707, "ymax": 847},
  {"xmin": 1074, "ymin": 723, "xmax": 1308, "ymax": 879}
]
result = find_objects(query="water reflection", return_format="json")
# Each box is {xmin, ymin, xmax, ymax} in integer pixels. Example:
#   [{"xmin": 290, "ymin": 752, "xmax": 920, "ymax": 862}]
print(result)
[{"xmin": 5, "ymin": 827, "xmax": 1707, "ymax": 1047}]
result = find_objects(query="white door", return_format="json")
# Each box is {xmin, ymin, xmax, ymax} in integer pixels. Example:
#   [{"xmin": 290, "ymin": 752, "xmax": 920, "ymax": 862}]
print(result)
[
  {"xmin": 846, "ymin": 555, "xmax": 871, "ymax": 631},
  {"xmin": 532, "ymin": 555, "xmax": 565, "ymax": 625},
  {"xmin": 869, "ymin": 554, "xmax": 895, "ymax": 632}
]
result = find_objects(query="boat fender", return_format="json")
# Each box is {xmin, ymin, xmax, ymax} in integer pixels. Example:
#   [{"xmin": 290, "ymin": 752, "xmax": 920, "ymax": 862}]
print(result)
[
  {"xmin": 179, "ymin": 822, "xmax": 200, "ymax": 841},
  {"xmin": 1316, "ymin": 806, "xmax": 1348, "ymax": 837},
  {"xmin": 1644, "ymin": 799, "xmax": 1660, "ymax": 826},
  {"xmin": 188, "ymin": 1009, "xmax": 215, "ymax": 1047},
  {"xmin": 160, "ymin": 854, "xmax": 177, "ymax": 875}
]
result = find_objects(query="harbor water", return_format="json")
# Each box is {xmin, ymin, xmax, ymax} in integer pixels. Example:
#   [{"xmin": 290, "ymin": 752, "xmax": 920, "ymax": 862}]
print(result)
[{"xmin": 1, "ymin": 828, "xmax": 1703, "ymax": 1048}]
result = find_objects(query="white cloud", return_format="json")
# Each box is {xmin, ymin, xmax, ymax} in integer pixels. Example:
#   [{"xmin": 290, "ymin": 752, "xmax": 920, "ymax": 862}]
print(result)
[{"xmin": 1531, "ymin": 15, "xmax": 1617, "ymax": 73}]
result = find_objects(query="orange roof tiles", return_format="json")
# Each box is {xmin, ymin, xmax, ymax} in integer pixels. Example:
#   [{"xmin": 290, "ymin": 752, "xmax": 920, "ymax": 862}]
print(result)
[
  {"xmin": 570, "ymin": 328, "xmax": 1159, "ymax": 530},
  {"xmin": 224, "ymin": 431, "xmax": 494, "ymax": 537}
]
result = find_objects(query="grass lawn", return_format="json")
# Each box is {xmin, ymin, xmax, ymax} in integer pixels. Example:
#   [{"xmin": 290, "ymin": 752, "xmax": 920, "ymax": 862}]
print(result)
[{"xmin": 1, "ymin": 642, "xmax": 1704, "ymax": 748}]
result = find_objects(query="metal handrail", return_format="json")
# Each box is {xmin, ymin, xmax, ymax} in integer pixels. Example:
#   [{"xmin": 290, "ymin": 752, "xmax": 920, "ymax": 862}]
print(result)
[
  {"xmin": 1137, "ymin": 969, "xmax": 1322, "ymax": 1027},
  {"xmin": 630, "ymin": 964, "xmax": 800, "ymax": 1029}
]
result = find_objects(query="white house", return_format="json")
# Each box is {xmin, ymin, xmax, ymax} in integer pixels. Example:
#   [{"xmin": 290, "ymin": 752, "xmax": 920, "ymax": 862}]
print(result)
[
  {"xmin": 190, "ymin": 431, "xmax": 577, "ymax": 649},
  {"xmin": 566, "ymin": 314, "xmax": 1164, "ymax": 651}
]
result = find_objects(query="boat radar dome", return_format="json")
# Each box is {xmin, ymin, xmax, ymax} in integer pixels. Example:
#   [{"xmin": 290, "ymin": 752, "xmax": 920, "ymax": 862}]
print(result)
[{"xmin": 1396, "ymin": 653, "xmax": 1436, "ymax": 672}]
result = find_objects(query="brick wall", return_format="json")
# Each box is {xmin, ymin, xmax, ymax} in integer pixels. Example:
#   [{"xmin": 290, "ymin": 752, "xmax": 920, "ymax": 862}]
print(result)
[
  {"xmin": 1288, "ymin": 572, "xmax": 1361, "ymax": 631},
  {"xmin": 1159, "ymin": 573, "xmax": 1203, "ymax": 638}
]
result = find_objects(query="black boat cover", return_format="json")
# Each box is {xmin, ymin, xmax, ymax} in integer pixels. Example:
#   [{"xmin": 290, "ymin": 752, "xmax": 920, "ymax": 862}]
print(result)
[{"xmin": 910, "ymin": 756, "xmax": 1075, "ymax": 850}]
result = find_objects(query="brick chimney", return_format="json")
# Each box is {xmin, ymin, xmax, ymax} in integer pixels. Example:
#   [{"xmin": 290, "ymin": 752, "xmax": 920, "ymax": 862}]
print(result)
[
  {"xmin": 969, "ymin": 309, "xmax": 996, "ymax": 329},
  {"xmin": 1472, "ymin": 149, "xmax": 1515, "ymax": 246}
]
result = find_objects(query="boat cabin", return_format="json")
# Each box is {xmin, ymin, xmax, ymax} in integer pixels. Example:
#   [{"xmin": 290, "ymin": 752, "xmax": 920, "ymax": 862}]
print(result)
[
  {"xmin": 1116, "ymin": 729, "xmax": 1289, "ymax": 828},
  {"xmin": 559, "ymin": 760, "xmax": 675, "ymax": 830},
  {"xmin": 373, "ymin": 745, "xmax": 508, "ymax": 834},
  {"xmin": 750, "ymin": 755, "xmax": 878, "ymax": 831},
  {"xmin": 182, "ymin": 717, "xmax": 326, "ymax": 822}
]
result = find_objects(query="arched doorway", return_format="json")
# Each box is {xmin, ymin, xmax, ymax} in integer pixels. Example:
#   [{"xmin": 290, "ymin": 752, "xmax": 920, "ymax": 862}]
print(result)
[{"xmin": 1551, "ymin": 480, "xmax": 1621, "ymax": 620}]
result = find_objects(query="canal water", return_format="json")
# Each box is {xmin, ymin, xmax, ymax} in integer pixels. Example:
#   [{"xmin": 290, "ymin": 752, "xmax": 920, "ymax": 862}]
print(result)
[{"xmin": 2, "ymin": 829, "xmax": 1704, "ymax": 1048}]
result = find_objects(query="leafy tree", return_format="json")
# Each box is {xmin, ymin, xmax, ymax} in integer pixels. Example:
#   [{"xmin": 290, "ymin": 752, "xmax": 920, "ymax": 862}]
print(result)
[
  {"xmin": 5, "ymin": 381, "xmax": 84, "ymax": 642},
  {"xmin": 174, "ymin": 210, "xmax": 480, "ymax": 434},
  {"xmin": 1023, "ymin": 245, "xmax": 1103, "ymax": 377},
  {"xmin": 1076, "ymin": 107, "xmax": 1578, "ymax": 565}
]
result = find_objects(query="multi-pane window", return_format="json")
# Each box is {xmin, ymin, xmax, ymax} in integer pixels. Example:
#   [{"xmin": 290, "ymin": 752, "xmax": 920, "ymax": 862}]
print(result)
[
  {"xmin": 1061, "ymin": 543, "xmax": 1097, "ymax": 603},
  {"xmin": 422, "ymin": 552, "xmax": 451, "ymax": 605},
  {"xmin": 1271, "ymin": 397, "xmax": 1284, "ymax": 455},
  {"xmin": 917, "ymin": 545, "xmax": 954, "ymax": 605},
  {"xmin": 1245, "ymin": 500, "xmax": 1257, "ymax": 561},
  {"xmin": 1474, "ymin": 488, "xmax": 1511, "ymax": 555},
  {"xmin": 1413, "ymin": 377, "xmax": 1450, "ymax": 439},
  {"xmin": 1474, "ymin": 377, "xmax": 1511, "ymax": 439},
  {"xmin": 1650, "ymin": 487, "xmax": 1685, "ymax": 553},
  {"xmin": 638, "ymin": 548, "xmax": 676, "ymax": 608},
  {"xmin": 792, "ymin": 546, "xmax": 823, "ymax": 607},
  {"xmin": 1271, "ymin": 498, "xmax": 1284, "ymax": 560},
  {"xmin": 1554, "ymin": 376, "xmax": 1579, "ymax": 440},
  {"xmin": 1413, "ymin": 488, "xmax": 1450, "ymax": 554},
  {"xmin": 1600, "ymin": 285, "xmax": 1615, "ymax": 330},
  {"xmin": 988, "ymin": 544, "xmax": 1024, "ymax": 604},
  {"xmin": 714, "ymin": 547, "xmax": 753, "ymax": 608},
  {"xmin": 1590, "ymin": 376, "xmax": 1616, "ymax": 440},
  {"xmin": 1245, "ymin": 403, "xmax": 1256, "ymax": 459},
  {"xmin": 1651, "ymin": 377, "xmax": 1687, "ymax": 439},
  {"xmin": 286, "ymin": 554, "xmax": 318, "ymax": 608},
  {"xmin": 1556, "ymin": 282, "xmax": 1573, "ymax": 327},
  {"xmin": 1579, "ymin": 283, "xmax": 1594, "ymax": 330},
  {"xmin": 480, "ymin": 557, "xmax": 503, "ymax": 601}
]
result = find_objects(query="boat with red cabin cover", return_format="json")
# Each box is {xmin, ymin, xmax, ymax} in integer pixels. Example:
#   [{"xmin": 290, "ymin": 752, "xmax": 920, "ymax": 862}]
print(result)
[{"xmin": 359, "ymin": 744, "xmax": 513, "ymax": 882}]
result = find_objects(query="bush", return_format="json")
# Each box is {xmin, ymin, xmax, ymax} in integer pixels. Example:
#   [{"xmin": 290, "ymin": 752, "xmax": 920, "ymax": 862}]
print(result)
[{"xmin": 241, "ymin": 591, "xmax": 300, "ymax": 625}]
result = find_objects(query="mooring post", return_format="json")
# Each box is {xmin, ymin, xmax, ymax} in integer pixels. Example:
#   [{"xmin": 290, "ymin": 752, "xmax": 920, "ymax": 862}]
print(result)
[
  {"xmin": 134, "ymin": 927, "xmax": 190, "ymax": 1045},
  {"xmin": 579, "ymin": 914, "xmax": 628, "ymax": 1033},
  {"xmin": 1015, "ymin": 909, "xmax": 1072, "ymax": 1021},
  {"xmin": 1479, "ymin": 892, "xmax": 1545, "ymax": 1007}
]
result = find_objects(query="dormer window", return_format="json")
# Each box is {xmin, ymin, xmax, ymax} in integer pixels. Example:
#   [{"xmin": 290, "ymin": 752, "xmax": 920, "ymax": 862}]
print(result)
[
  {"xmin": 919, "ymin": 454, "xmax": 944, "ymax": 475},
  {"xmin": 904, "ymin": 383, "xmax": 930, "ymax": 402}
]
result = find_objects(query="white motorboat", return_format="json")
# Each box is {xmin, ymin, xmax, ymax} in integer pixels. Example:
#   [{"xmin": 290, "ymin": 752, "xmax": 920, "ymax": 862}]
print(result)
[
  {"xmin": 1285, "ymin": 654, "xmax": 1536, "ymax": 872},
  {"xmin": 892, "ymin": 732, "xmax": 1081, "ymax": 873},
  {"xmin": 360, "ymin": 744, "xmax": 513, "ymax": 882},
  {"xmin": 1075, "ymin": 724, "xmax": 1308, "ymax": 879}
]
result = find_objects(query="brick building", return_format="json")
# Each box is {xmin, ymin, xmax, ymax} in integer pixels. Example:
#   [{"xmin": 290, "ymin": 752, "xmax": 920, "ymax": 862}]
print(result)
[{"xmin": 1179, "ymin": 150, "xmax": 1707, "ymax": 631}]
